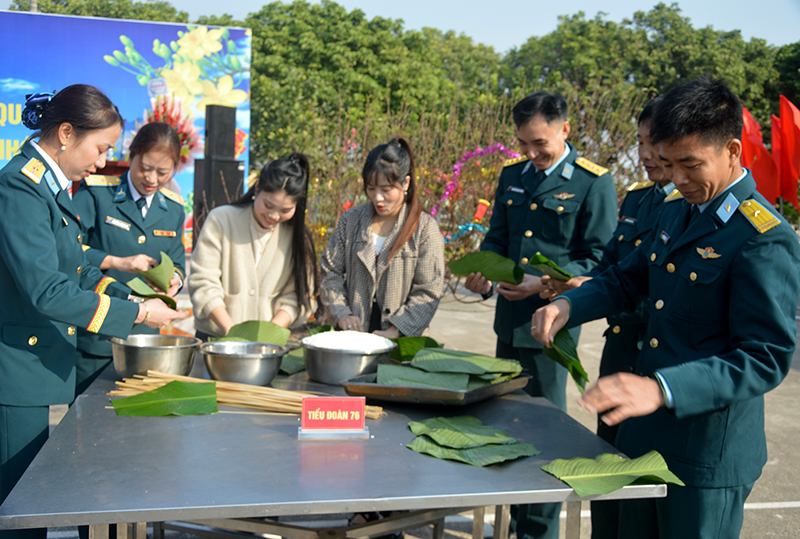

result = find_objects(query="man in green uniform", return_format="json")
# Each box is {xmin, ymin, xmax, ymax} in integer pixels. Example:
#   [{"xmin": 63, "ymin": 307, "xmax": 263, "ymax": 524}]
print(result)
[
  {"xmin": 532, "ymin": 77, "xmax": 800, "ymax": 539},
  {"xmin": 465, "ymin": 90, "xmax": 617, "ymax": 539}
]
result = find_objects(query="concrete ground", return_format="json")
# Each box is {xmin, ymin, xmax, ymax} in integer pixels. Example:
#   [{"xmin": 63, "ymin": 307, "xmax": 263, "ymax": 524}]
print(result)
[{"xmin": 47, "ymin": 284, "xmax": 800, "ymax": 538}]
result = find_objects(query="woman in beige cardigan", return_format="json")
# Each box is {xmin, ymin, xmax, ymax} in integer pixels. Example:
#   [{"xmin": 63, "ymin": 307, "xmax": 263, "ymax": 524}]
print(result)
[
  {"xmin": 320, "ymin": 138, "xmax": 445, "ymax": 338},
  {"xmin": 189, "ymin": 154, "xmax": 317, "ymax": 339}
]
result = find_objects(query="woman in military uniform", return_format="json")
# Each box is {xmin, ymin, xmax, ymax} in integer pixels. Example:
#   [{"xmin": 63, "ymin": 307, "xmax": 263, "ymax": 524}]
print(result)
[
  {"xmin": 72, "ymin": 122, "xmax": 187, "ymax": 395},
  {"xmin": 0, "ymin": 85, "xmax": 186, "ymax": 539}
]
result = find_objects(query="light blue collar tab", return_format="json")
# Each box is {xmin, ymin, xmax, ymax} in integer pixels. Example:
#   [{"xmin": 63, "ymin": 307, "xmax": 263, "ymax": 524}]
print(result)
[
  {"xmin": 113, "ymin": 180, "xmax": 128, "ymax": 202},
  {"xmin": 158, "ymin": 192, "xmax": 167, "ymax": 210},
  {"xmin": 43, "ymin": 170, "xmax": 60, "ymax": 196},
  {"xmin": 521, "ymin": 161, "xmax": 532, "ymax": 176},
  {"xmin": 561, "ymin": 162, "xmax": 574, "ymax": 180},
  {"xmin": 715, "ymin": 192, "xmax": 739, "ymax": 224}
]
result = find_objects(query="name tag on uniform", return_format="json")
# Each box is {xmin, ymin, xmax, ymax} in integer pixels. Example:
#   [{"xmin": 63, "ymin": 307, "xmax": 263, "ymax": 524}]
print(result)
[
  {"xmin": 660, "ymin": 230, "xmax": 670, "ymax": 244},
  {"xmin": 621, "ymin": 216, "xmax": 637, "ymax": 225},
  {"xmin": 105, "ymin": 216, "xmax": 131, "ymax": 231},
  {"xmin": 153, "ymin": 230, "xmax": 177, "ymax": 237},
  {"xmin": 507, "ymin": 186, "xmax": 526, "ymax": 194}
]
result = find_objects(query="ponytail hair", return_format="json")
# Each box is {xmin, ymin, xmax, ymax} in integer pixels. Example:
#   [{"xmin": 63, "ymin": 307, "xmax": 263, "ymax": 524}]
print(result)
[
  {"xmin": 234, "ymin": 153, "xmax": 317, "ymax": 316},
  {"xmin": 362, "ymin": 137, "xmax": 422, "ymax": 262}
]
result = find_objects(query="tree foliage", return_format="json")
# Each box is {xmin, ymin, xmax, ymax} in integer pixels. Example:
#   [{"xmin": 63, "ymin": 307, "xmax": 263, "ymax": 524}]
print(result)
[{"xmin": 9, "ymin": 0, "xmax": 188, "ymax": 22}]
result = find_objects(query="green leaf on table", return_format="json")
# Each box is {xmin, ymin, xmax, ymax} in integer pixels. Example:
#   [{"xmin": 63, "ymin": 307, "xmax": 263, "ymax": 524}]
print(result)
[
  {"xmin": 308, "ymin": 324, "xmax": 333, "ymax": 336},
  {"xmin": 447, "ymin": 251, "xmax": 524, "ymax": 285},
  {"xmin": 407, "ymin": 436, "xmax": 540, "ymax": 466},
  {"xmin": 125, "ymin": 277, "xmax": 177, "ymax": 309},
  {"xmin": 138, "ymin": 251, "xmax": 175, "ymax": 293},
  {"xmin": 280, "ymin": 347, "xmax": 306, "ymax": 375},
  {"xmin": 540, "ymin": 451, "xmax": 685, "ymax": 498},
  {"xmin": 409, "ymin": 416, "xmax": 517, "ymax": 448},
  {"xmin": 411, "ymin": 348, "xmax": 522, "ymax": 377},
  {"xmin": 528, "ymin": 252, "xmax": 573, "ymax": 281},
  {"xmin": 111, "ymin": 380, "xmax": 218, "ymax": 417},
  {"xmin": 390, "ymin": 336, "xmax": 443, "ymax": 362},
  {"xmin": 210, "ymin": 320, "xmax": 290, "ymax": 346},
  {"xmin": 376, "ymin": 364, "xmax": 469, "ymax": 389},
  {"xmin": 542, "ymin": 328, "xmax": 589, "ymax": 393}
]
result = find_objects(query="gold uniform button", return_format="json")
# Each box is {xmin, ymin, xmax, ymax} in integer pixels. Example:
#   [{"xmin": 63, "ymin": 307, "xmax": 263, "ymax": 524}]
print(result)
[
  {"xmin": 666, "ymin": 263, "xmax": 676, "ymax": 273},
  {"xmin": 650, "ymin": 338, "xmax": 659, "ymax": 348},
  {"xmin": 507, "ymin": 199, "xmax": 514, "ymax": 206},
  {"xmin": 618, "ymin": 234, "xmax": 624, "ymax": 241},
  {"xmin": 635, "ymin": 239, "xmax": 642, "ymax": 247},
  {"xmin": 28, "ymin": 336, "xmax": 37, "ymax": 346},
  {"xmin": 76, "ymin": 265, "xmax": 82, "ymax": 275},
  {"xmin": 530, "ymin": 203, "xmax": 538, "ymax": 210},
  {"xmin": 138, "ymin": 235, "xmax": 146, "ymax": 244},
  {"xmin": 77, "ymin": 234, "xmax": 82, "ymax": 243},
  {"xmin": 650, "ymin": 253, "xmax": 657, "ymax": 262},
  {"xmin": 557, "ymin": 205, "xmax": 565, "ymax": 212},
  {"xmin": 612, "ymin": 325, "xmax": 621, "ymax": 334},
  {"xmin": 521, "ymin": 257, "xmax": 529, "ymax": 265},
  {"xmin": 690, "ymin": 272, "xmax": 698, "ymax": 281},
  {"xmin": 524, "ymin": 230, "xmax": 533, "ymax": 238},
  {"xmin": 67, "ymin": 326, "xmax": 76, "ymax": 336},
  {"xmin": 655, "ymin": 300, "xmax": 664, "ymax": 310}
]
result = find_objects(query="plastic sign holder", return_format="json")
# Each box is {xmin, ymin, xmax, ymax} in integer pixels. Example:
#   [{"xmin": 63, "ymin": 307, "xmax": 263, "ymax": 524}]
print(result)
[{"xmin": 299, "ymin": 396, "xmax": 369, "ymax": 439}]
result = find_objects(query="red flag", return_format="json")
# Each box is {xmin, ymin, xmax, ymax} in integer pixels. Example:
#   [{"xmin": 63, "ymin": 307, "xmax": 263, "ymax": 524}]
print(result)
[
  {"xmin": 741, "ymin": 106, "xmax": 778, "ymax": 203},
  {"xmin": 772, "ymin": 115, "xmax": 783, "ymax": 190},
  {"xmin": 778, "ymin": 95, "xmax": 800, "ymax": 210}
]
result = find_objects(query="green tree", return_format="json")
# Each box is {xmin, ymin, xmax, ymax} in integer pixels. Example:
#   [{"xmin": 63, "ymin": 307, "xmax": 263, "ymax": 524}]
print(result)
[{"xmin": 8, "ymin": 0, "xmax": 188, "ymax": 22}]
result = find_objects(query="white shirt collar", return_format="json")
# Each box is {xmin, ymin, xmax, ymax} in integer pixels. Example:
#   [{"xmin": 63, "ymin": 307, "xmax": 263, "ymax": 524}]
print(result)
[
  {"xmin": 30, "ymin": 140, "xmax": 71, "ymax": 192},
  {"xmin": 127, "ymin": 174, "xmax": 154, "ymax": 209}
]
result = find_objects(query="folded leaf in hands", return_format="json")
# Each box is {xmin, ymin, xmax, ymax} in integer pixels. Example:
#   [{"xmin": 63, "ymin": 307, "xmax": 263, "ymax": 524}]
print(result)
[
  {"xmin": 210, "ymin": 320, "xmax": 291, "ymax": 346},
  {"xmin": 448, "ymin": 251, "xmax": 524, "ymax": 285},
  {"xmin": 409, "ymin": 416, "xmax": 517, "ymax": 448},
  {"xmin": 126, "ymin": 277, "xmax": 177, "ymax": 310},
  {"xmin": 111, "ymin": 380, "xmax": 218, "ymax": 417},
  {"xmin": 540, "ymin": 451, "xmax": 685, "ymax": 498},
  {"xmin": 542, "ymin": 328, "xmax": 589, "ymax": 393},
  {"xmin": 138, "ymin": 251, "xmax": 175, "ymax": 293},
  {"xmin": 390, "ymin": 336, "xmax": 443, "ymax": 362},
  {"xmin": 407, "ymin": 435, "xmax": 540, "ymax": 466},
  {"xmin": 528, "ymin": 252, "xmax": 573, "ymax": 281}
]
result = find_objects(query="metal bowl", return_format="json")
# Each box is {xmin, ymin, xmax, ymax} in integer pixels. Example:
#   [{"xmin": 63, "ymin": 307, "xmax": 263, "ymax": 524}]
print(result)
[
  {"xmin": 302, "ymin": 338, "xmax": 397, "ymax": 385},
  {"xmin": 108, "ymin": 334, "xmax": 200, "ymax": 378},
  {"xmin": 199, "ymin": 341, "xmax": 288, "ymax": 386}
]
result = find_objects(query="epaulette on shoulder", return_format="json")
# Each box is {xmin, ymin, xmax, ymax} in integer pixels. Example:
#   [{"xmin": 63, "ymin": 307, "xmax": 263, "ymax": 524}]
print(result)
[
  {"xmin": 575, "ymin": 157, "xmax": 609, "ymax": 176},
  {"xmin": 85, "ymin": 175, "xmax": 120, "ymax": 187},
  {"xmin": 664, "ymin": 190, "xmax": 684, "ymax": 202},
  {"xmin": 627, "ymin": 181, "xmax": 654, "ymax": 192},
  {"xmin": 739, "ymin": 199, "xmax": 780, "ymax": 234},
  {"xmin": 503, "ymin": 156, "xmax": 529, "ymax": 168},
  {"xmin": 21, "ymin": 158, "xmax": 46, "ymax": 184},
  {"xmin": 159, "ymin": 187, "xmax": 184, "ymax": 205}
]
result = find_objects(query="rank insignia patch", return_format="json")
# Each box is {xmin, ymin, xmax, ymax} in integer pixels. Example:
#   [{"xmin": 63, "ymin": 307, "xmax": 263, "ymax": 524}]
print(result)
[
  {"xmin": 660, "ymin": 230, "xmax": 670, "ymax": 244},
  {"xmin": 21, "ymin": 158, "xmax": 45, "ymax": 184},
  {"xmin": 697, "ymin": 247, "xmax": 721, "ymax": 259}
]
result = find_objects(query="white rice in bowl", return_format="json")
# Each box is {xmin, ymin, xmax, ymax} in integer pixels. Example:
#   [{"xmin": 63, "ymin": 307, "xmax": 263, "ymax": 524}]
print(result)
[{"xmin": 301, "ymin": 331, "xmax": 394, "ymax": 353}]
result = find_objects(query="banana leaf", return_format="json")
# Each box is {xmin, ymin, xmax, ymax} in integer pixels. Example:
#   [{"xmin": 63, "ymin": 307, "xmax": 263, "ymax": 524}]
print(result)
[
  {"xmin": 411, "ymin": 348, "xmax": 522, "ymax": 377},
  {"xmin": 542, "ymin": 328, "xmax": 589, "ymax": 393},
  {"xmin": 138, "ymin": 251, "xmax": 175, "ymax": 293},
  {"xmin": 376, "ymin": 364, "xmax": 469, "ymax": 389},
  {"xmin": 408, "ymin": 416, "xmax": 517, "ymax": 448},
  {"xmin": 308, "ymin": 324, "xmax": 333, "ymax": 335},
  {"xmin": 528, "ymin": 252, "xmax": 573, "ymax": 281},
  {"xmin": 125, "ymin": 277, "xmax": 177, "ymax": 310},
  {"xmin": 210, "ymin": 320, "xmax": 290, "ymax": 346},
  {"xmin": 407, "ymin": 436, "xmax": 540, "ymax": 466},
  {"xmin": 447, "ymin": 251, "xmax": 524, "ymax": 285},
  {"xmin": 390, "ymin": 336, "xmax": 443, "ymax": 362},
  {"xmin": 111, "ymin": 380, "xmax": 218, "ymax": 417},
  {"xmin": 540, "ymin": 451, "xmax": 685, "ymax": 498},
  {"xmin": 280, "ymin": 347, "xmax": 306, "ymax": 375}
]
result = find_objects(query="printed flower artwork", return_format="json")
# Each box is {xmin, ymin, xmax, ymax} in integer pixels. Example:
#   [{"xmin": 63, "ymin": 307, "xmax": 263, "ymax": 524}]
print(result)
[
  {"xmin": 176, "ymin": 26, "xmax": 226, "ymax": 61},
  {"xmin": 196, "ymin": 75, "xmax": 248, "ymax": 110},
  {"xmin": 160, "ymin": 61, "xmax": 204, "ymax": 103}
]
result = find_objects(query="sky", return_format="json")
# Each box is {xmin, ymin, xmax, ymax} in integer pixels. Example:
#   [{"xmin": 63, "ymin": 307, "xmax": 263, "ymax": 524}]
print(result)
[{"xmin": 168, "ymin": 0, "xmax": 800, "ymax": 52}]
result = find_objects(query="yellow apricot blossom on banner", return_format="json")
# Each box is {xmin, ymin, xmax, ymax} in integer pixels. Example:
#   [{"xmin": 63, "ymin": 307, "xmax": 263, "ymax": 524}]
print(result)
[
  {"xmin": 161, "ymin": 61, "xmax": 204, "ymax": 102},
  {"xmin": 177, "ymin": 26, "xmax": 225, "ymax": 61},
  {"xmin": 196, "ymin": 75, "xmax": 248, "ymax": 110}
]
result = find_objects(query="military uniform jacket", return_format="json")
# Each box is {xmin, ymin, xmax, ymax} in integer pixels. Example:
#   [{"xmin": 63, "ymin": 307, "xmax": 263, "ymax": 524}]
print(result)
[
  {"xmin": 481, "ymin": 143, "xmax": 617, "ymax": 348},
  {"xmin": 72, "ymin": 171, "xmax": 186, "ymax": 354},
  {"xmin": 564, "ymin": 173, "xmax": 800, "ymax": 488},
  {"xmin": 0, "ymin": 142, "xmax": 139, "ymax": 406}
]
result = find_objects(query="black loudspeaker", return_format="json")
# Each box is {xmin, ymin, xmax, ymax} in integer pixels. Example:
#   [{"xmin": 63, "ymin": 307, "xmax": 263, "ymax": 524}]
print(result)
[
  {"xmin": 193, "ymin": 158, "xmax": 245, "ymax": 241},
  {"xmin": 205, "ymin": 105, "xmax": 236, "ymax": 159}
]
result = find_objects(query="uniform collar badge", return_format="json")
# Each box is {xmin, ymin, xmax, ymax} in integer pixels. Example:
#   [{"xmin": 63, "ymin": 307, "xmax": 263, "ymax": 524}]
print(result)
[
  {"xmin": 553, "ymin": 192, "xmax": 575, "ymax": 200},
  {"xmin": 715, "ymin": 192, "xmax": 739, "ymax": 224},
  {"xmin": 521, "ymin": 161, "xmax": 532, "ymax": 175},
  {"xmin": 660, "ymin": 230, "xmax": 670, "ymax": 244},
  {"xmin": 561, "ymin": 163, "xmax": 574, "ymax": 180},
  {"xmin": 697, "ymin": 247, "xmax": 721, "ymax": 259}
]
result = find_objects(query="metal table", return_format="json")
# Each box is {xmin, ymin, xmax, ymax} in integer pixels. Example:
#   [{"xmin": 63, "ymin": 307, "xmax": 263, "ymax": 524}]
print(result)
[{"xmin": 0, "ymin": 367, "xmax": 665, "ymax": 539}]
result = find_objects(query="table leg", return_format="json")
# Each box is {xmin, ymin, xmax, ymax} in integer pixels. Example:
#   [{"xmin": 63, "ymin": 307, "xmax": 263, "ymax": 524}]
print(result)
[
  {"xmin": 431, "ymin": 518, "xmax": 445, "ymax": 539},
  {"xmin": 88, "ymin": 524, "xmax": 109, "ymax": 539},
  {"xmin": 472, "ymin": 507, "xmax": 485, "ymax": 539},
  {"xmin": 152, "ymin": 522, "xmax": 164, "ymax": 539},
  {"xmin": 564, "ymin": 501, "xmax": 581, "ymax": 539},
  {"xmin": 492, "ymin": 505, "xmax": 510, "ymax": 539}
]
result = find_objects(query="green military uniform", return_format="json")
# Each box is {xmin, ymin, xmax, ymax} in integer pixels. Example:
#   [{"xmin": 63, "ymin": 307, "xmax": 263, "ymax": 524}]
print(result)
[
  {"xmin": 71, "ymin": 171, "xmax": 186, "ymax": 394},
  {"xmin": 585, "ymin": 181, "xmax": 678, "ymax": 539},
  {"xmin": 481, "ymin": 142, "xmax": 617, "ymax": 539},
  {"xmin": 564, "ymin": 173, "xmax": 800, "ymax": 538},
  {"xmin": 0, "ymin": 142, "xmax": 139, "ymax": 538}
]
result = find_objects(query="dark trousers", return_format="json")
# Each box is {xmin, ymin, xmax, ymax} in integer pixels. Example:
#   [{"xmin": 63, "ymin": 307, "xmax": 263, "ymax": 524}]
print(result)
[
  {"xmin": 496, "ymin": 339, "xmax": 568, "ymax": 539},
  {"xmin": 0, "ymin": 405, "xmax": 49, "ymax": 539},
  {"xmin": 75, "ymin": 350, "xmax": 112, "ymax": 398},
  {"xmin": 618, "ymin": 483, "xmax": 753, "ymax": 539}
]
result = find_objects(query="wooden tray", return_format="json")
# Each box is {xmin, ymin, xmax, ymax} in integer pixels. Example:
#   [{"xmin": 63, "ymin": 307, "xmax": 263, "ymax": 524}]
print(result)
[{"xmin": 341, "ymin": 374, "xmax": 531, "ymax": 405}]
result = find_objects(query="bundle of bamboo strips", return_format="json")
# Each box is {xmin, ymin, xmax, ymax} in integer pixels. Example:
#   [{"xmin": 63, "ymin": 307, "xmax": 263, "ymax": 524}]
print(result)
[{"xmin": 109, "ymin": 370, "xmax": 385, "ymax": 419}]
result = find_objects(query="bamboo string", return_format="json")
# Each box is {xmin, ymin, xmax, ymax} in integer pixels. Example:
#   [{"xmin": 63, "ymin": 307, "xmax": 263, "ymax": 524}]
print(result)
[{"xmin": 109, "ymin": 370, "xmax": 386, "ymax": 419}]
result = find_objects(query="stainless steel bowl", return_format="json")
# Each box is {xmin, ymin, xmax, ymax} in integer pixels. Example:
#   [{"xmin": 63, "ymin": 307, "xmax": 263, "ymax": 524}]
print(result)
[
  {"xmin": 302, "ymin": 338, "xmax": 397, "ymax": 385},
  {"xmin": 199, "ymin": 341, "xmax": 287, "ymax": 386},
  {"xmin": 108, "ymin": 334, "xmax": 200, "ymax": 378}
]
